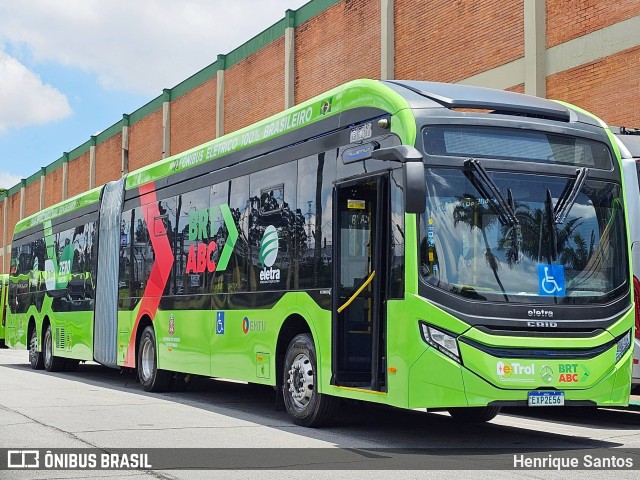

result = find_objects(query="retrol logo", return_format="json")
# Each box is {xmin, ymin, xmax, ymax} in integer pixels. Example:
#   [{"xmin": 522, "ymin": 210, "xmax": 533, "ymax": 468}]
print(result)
[
  {"xmin": 259, "ymin": 225, "xmax": 280, "ymax": 284},
  {"xmin": 497, "ymin": 361, "xmax": 535, "ymax": 378}
]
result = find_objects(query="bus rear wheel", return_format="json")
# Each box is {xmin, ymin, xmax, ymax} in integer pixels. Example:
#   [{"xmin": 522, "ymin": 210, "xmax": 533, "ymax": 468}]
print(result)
[
  {"xmin": 282, "ymin": 333, "xmax": 339, "ymax": 427},
  {"xmin": 29, "ymin": 327, "xmax": 44, "ymax": 370},
  {"xmin": 447, "ymin": 406, "xmax": 501, "ymax": 423},
  {"xmin": 43, "ymin": 325, "xmax": 67, "ymax": 372},
  {"xmin": 137, "ymin": 326, "xmax": 172, "ymax": 392}
]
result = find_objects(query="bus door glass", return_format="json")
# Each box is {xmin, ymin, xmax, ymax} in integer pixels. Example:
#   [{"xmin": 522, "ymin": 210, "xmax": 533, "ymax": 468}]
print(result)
[{"xmin": 333, "ymin": 176, "xmax": 387, "ymax": 390}]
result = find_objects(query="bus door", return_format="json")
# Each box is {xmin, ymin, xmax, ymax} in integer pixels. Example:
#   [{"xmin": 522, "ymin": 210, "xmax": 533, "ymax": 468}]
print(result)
[{"xmin": 332, "ymin": 175, "xmax": 387, "ymax": 391}]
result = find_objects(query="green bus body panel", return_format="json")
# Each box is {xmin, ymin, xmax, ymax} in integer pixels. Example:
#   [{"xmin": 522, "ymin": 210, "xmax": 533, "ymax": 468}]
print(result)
[
  {"xmin": 125, "ymin": 79, "xmax": 415, "ymax": 190},
  {"xmin": 116, "ymin": 292, "xmax": 327, "ymax": 384},
  {"xmin": 5, "ymin": 296, "xmax": 94, "ymax": 362}
]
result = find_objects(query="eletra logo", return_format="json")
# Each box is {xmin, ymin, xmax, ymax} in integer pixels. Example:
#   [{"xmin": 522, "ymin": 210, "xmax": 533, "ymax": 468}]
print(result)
[
  {"xmin": 259, "ymin": 226, "xmax": 280, "ymax": 283},
  {"xmin": 260, "ymin": 226, "xmax": 279, "ymax": 267}
]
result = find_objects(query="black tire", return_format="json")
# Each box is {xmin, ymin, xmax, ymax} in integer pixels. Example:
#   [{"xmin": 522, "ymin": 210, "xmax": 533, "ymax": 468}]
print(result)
[
  {"xmin": 282, "ymin": 333, "xmax": 339, "ymax": 427},
  {"xmin": 28, "ymin": 326, "xmax": 44, "ymax": 370},
  {"xmin": 43, "ymin": 325, "xmax": 67, "ymax": 372},
  {"xmin": 137, "ymin": 326, "xmax": 172, "ymax": 392},
  {"xmin": 448, "ymin": 406, "xmax": 501, "ymax": 423}
]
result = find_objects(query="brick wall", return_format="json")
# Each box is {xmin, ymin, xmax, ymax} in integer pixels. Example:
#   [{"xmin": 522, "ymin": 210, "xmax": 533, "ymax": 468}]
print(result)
[
  {"xmin": 171, "ymin": 77, "xmax": 217, "ymax": 156},
  {"xmin": 24, "ymin": 181, "xmax": 40, "ymax": 219},
  {"xmin": 225, "ymin": 38, "xmax": 285, "ymax": 135},
  {"xmin": 68, "ymin": 153, "xmax": 90, "ymax": 198},
  {"xmin": 7, "ymin": 193, "xmax": 20, "ymax": 247},
  {"xmin": 295, "ymin": 0, "xmax": 381, "ymax": 104},
  {"xmin": 395, "ymin": 0, "xmax": 524, "ymax": 82},
  {"xmin": 546, "ymin": 0, "xmax": 639, "ymax": 48},
  {"xmin": 45, "ymin": 168, "xmax": 63, "ymax": 209},
  {"xmin": 547, "ymin": 46, "xmax": 640, "ymax": 127},
  {"xmin": 95, "ymin": 134, "xmax": 123, "ymax": 188},
  {"xmin": 128, "ymin": 108, "xmax": 163, "ymax": 172}
]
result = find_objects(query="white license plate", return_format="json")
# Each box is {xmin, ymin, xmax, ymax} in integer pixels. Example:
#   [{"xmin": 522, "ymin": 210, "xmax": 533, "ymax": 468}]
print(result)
[{"xmin": 528, "ymin": 391, "xmax": 565, "ymax": 407}]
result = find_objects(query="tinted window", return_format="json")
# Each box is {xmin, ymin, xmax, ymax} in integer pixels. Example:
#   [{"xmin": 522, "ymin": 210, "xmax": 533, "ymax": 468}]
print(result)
[
  {"xmin": 250, "ymin": 163, "xmax": 297, "ymax": 291},
  {"xmin": 175, "ymin": 187, "xmax": 210, "ymax": 296},
  {"xmin": 297, "ymin": 151, "xmax": 336, "ymax": 289}
]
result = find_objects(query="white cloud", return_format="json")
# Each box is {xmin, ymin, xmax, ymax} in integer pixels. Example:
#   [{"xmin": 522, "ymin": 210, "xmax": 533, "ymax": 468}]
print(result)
[
  {"xmin": 0, "ymin": 0, "xmax": 308, "ymax": 96},
  {"xmin": 0, "ymin": 171, "xmax": 21, "ymax": 189},
  {"xmin": 0, "ymin": 49, "xmax": 72, "ymax": 133}
]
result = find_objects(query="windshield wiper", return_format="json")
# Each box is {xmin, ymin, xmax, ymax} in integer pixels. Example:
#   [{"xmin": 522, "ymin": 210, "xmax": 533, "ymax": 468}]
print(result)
[
  {"xmin": 554, "ymin": 167, "xmax": 589, "ymax": 224},
  {"xmin": 465, "ymin": 159, "xmax": 521, "ymax": 260},
  {"xmin": 464, "ymin": 159, "xmax": 519, "ymax": 228},
  {"xmin": 545, "ymin": 189, "xmax": 559, "ymax": 262},
  {"xmin": 464, "ymin": 158, "xmax": 518, "ymax": 301},
  {"xmin": 545, "ymin": 168, "xmax": 589, "ymax": 263}
]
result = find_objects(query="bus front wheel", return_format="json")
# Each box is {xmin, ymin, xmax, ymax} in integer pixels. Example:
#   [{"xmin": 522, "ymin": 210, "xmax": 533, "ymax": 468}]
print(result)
[
  {"xmin": 29, "ymin": 327, "xmax": 44, "ymax": 370},
  {"xmin": 447, "ymin": 406, "xmax": 501, "ymax": 423},
  {"xmin": 137, "ymin": 326, "xmax": 172, "ymax": 392},
  {"xmin": 282, "ymin": 333, "xmax": 339, "ymax": 427}
]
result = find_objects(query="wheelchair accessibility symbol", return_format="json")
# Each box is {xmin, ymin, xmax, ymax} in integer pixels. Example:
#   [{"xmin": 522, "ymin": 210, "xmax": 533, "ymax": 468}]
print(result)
[
  {"xmin": 538, "ymin": 264, "xmax": 565, "ymax": 297},
  {"xmin": 216, "ymin": 311, "xmax": 225, "ymax": 335}
]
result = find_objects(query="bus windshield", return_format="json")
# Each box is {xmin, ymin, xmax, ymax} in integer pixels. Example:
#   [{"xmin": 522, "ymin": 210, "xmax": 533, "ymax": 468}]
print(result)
[{"xmin": 420, "ymin": 167, "xmax": 628, "ymax": 304}]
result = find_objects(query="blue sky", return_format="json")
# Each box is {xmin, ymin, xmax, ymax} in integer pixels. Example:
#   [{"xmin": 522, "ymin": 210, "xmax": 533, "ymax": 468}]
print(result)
[{"xmin": 0, "ymin": 0, "xmax": 308, "ymax": 189}]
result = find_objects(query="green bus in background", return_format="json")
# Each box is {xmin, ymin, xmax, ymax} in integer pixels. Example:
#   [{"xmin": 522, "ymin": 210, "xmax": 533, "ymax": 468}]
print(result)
[
  {"xmin": 5, "ymin": 79, "xmax": 634, "ymax": 426},
  {"xmin": 1, "ymin": 274, "xmax": 7, "ymax": 347}
]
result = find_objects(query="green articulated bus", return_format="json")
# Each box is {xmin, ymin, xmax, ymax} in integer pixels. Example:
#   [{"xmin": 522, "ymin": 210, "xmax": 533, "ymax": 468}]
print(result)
[
  {"xmin": 5, "ymin": 79, "xmax": 635, "ymax": 426},
  {"xmin": 1, "ymin": 274, "xmax": 7, "ymax": 347}
]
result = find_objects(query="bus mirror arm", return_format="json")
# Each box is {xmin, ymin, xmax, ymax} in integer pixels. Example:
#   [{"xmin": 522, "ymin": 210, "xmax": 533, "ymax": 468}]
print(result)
[
  {"xmin": 370, "ymin": 145, "xmax": 423, "ymax": 163},
  {"xmin": 404, "ymin": 162, "xmax": 427, "ymax": 214},
  {"xmin": 371, "ymin": 145, "xmax": 426, "ymax": 215}
]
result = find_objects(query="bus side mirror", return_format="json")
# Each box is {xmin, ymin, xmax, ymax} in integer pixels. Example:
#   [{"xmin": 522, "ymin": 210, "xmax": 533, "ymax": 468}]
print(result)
[{"xmin": 371, "ymin": 145, "xmax": 426, "ymax": 214}]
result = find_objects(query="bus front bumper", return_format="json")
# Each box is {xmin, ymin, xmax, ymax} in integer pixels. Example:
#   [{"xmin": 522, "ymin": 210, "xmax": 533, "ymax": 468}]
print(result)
[{"xmin": 407, "ymin": 344, "xmax": 633, "ymax": 409}]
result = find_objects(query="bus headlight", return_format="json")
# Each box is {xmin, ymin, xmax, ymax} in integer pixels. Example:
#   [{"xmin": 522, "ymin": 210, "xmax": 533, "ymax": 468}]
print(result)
[
  {"xmin": 615, "ymin": 330, "xmax": 632, "ymax": 363},
  {"xmin": 419, "ymin": 322, "xmax": 460, "ymax": 362}
]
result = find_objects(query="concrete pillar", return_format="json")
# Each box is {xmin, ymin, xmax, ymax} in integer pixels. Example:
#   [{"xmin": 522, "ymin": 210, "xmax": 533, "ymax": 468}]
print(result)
[
  {"xmin": 62, "ymin": 152, "xmax": 69, "ymax": 201},
  {"xmin": 284, "ymin": 9, "xmax": 296, "ymax": 109},
  {"xmin": 216, "ymin": 55, "xmax": 226, "ymax": 138},
  {"xmin": 524, "ymin": 0, "xmax": 546, "ymax": 97},
  {"xmin": 89, "ymin": 136, "xmax": 97, "ymax": 189},
  {"xmin": 122, "ymin": 114, "xmax": 130, "ymax": 175},
  {"xmin": 19, "ymin": 179, "xmax": 26, "ymax": 220},
  {"xmin": 381, "ymin": 0, "xmax": 395, "ymax": 80},
  {"xmin": 39, "ymin": 167, "xmax": 46, "ymax": 210},
  {"xmin": 162, "ymin": 89, "xmax": 171, "ymax": 159}
]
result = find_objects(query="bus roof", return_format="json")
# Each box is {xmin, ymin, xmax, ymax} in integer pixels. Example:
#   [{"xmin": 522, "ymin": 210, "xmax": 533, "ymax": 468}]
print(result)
[{"xmin": 13, "ymin": 186, "xmax": 102, "ymax": 236}]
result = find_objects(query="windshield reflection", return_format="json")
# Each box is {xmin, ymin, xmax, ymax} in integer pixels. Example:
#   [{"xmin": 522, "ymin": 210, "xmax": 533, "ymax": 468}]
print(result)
[{"xmin": 420, "ymin": 168, "xmax": 627, "ymax": 304}]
